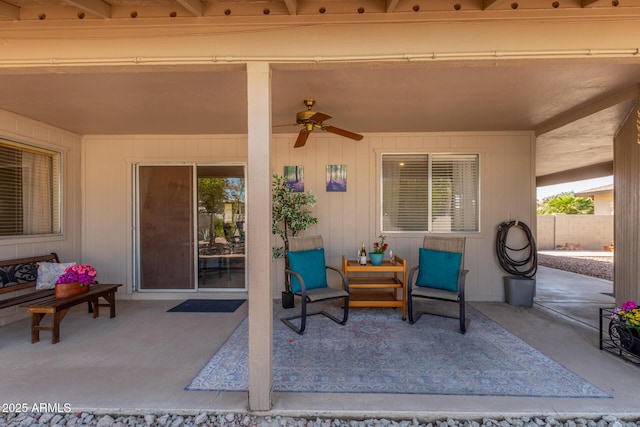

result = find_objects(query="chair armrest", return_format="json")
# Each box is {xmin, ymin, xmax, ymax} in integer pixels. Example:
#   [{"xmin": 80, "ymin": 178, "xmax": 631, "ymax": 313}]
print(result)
[
  {"xmin": 284, "ymin": 269, "xmax": 309, "ymax": 299},
  {"xmin": 407, "ymin": 265, "xmax": 420, "ymax": 292},
  {"xmin": 326, "ymin": 265, "xmax": 349, "ymax": 292},
  {"xmin": 458, "ymin": 269, "xmax": 469, "ymax": 299}
]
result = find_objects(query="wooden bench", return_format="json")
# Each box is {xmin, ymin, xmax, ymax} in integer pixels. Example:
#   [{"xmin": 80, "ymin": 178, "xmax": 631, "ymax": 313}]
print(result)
[
  {"xmin": 23, "ymin": 283, "xmax": 122, "ymax": 344},
  {"xmin": 0, "ymin": 253, "xmax": 59, "ymax": 310}
]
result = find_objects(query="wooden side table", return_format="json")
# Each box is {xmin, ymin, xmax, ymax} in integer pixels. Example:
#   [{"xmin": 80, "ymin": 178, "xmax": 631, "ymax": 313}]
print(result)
[{"xmin": 341, "ymin": 255, "xmax": 407, "ymax": 320}]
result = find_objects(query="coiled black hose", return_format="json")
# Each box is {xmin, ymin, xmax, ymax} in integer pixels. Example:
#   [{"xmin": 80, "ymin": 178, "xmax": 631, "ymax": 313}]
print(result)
[{"xmin": 496, "ymin": 220, "xmax": 537, "ymax": 278}]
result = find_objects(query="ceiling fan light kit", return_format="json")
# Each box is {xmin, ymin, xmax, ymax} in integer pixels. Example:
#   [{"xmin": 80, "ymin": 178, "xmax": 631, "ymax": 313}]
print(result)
[{"xmin": 288, "ymin": 99, "xmax": 363, "ymax": 148}]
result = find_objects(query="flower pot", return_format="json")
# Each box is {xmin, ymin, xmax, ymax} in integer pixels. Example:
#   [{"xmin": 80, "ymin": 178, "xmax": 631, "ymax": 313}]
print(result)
[
  {"xmin": 609, "ymin": 317, "xmax": 640, "ymax": 356},
  {"xmin": 282, "ymin": 291, "xmax": 295, "ymax": 309},
  {"xmin": 55, "ymin": 282, "xmax": 89, "ymax": 298},
  {"xmin": 370, "ymin": 253, "xmax": 384, "ymax": 266}
]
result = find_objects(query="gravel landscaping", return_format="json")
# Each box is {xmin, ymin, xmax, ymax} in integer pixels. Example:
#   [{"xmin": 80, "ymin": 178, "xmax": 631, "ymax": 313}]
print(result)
[
  {"xmin": 0, "ymin": 412, "xmax": 639, "ymax": 427},
  {"xmin": 537, "ymin": 253, "xmax": 613, "ymax": 281}
]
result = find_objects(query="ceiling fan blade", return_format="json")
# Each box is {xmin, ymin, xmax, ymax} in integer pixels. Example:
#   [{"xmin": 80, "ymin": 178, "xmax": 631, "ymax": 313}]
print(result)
[
  {"xmin": 273, "ymin": 123, "xmax": 298, "ymax": 128},
  {"xmin": 308, "ymin": 112, "xmax": 332, "ymax": 123},
  {"xmin": 323, "ymin": 125, "xmax": 364, "ymax": 141},
  {"xmin": 294, "ymin": 129, "xmax": 310, "ymax": 148}
]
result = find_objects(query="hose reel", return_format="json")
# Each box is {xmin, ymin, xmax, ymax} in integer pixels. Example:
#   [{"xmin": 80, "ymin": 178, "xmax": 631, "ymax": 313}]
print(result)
[{"xmin": 496, "ymin": 220, "xmax": 537, "ymax": 279}]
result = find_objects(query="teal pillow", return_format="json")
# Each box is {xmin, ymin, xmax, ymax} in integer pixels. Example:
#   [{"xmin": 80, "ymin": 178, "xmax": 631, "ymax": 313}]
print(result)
[
  {"xmin": 415, "ymin": 248, "xmax": 462, "ymax": 292},
  {"xmin": 287, "ymin": 248, "xmax": 328, "ymax": 294}
]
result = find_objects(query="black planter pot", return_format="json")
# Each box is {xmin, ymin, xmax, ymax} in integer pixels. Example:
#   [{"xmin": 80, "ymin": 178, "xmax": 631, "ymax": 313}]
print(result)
[
  {"xmin": 609, "ymin": 317, "xmax": 640, "ymax": 356},
  {"xmin": 282, "ymin": 291, "xmax": 295, "ymax": 309}
]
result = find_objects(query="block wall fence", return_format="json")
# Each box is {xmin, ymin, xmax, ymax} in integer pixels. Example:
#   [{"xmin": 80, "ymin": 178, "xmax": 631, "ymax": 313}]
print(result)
[{"xmin": 537, "ymin": 214, "xmax": 614, "ymax": 251}]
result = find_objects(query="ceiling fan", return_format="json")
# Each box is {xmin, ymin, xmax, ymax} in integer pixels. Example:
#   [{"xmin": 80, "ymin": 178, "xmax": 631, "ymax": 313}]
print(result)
[{"xmin": 282, "ymin": 99, "xmax": 364, "ymax": 148}]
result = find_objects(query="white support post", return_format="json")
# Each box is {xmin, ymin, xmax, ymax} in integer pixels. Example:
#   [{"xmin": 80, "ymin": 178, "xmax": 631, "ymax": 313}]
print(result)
[{"xmin": 246, "ymin": 61, "xmax": 273, "ymax": 411}]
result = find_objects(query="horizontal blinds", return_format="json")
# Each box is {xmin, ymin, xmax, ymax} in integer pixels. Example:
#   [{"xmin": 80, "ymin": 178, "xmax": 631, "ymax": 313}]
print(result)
[
  {"xmin": 0, "ymin": 145, "xmax": 23, "ymax": 236},
  {"xmin": 382, "ymin": 154, "xmax": 429, "ymax": 232},
  {"xmin": 382, "ymin": 153, "xmax": 479, "ymax": 233},
  {"xmin": 432, "ymin": 154, "xmax": 479, "ymax": 232},
  {"xmin": 0, "ymin": 140, "xmax": 60, "ymax": 237}
]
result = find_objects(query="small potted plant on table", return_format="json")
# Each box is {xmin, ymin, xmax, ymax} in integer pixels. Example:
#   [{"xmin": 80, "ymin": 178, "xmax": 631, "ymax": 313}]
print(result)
[{"xmin": 370, "ymin": 235, "xmax": 388, "ymax": 266}]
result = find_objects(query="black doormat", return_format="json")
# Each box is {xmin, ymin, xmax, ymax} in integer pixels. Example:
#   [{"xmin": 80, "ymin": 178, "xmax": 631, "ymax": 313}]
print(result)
[{"xmin": 168, "ymin": 299, "xmax": 245, "ymax": 313}]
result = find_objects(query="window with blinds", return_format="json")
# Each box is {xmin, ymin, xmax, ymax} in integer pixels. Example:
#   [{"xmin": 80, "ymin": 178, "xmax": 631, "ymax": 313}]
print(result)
[
  {"xmin": 0, "ymin": 139, "xmax": 61, "ymax": 237},
  {"xmin": 382, "ymin": 153, "xmax": 479, "ymax": 233}
]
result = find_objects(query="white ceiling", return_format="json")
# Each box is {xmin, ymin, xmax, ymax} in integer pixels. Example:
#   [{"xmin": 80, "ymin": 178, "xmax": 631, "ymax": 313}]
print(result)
[{"xmin": 1, "ymin": 61, "xmax": 638, "ymax": 179}]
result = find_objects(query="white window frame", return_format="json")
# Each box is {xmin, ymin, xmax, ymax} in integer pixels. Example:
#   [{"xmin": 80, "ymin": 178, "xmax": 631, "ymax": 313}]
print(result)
[
  {"xmin": 380, "ymin": 152, "xmax": 480, "ymax": 234},
  {"xmin": 0, "ymin": 138, "xmax": 62, "ymax": 238}
]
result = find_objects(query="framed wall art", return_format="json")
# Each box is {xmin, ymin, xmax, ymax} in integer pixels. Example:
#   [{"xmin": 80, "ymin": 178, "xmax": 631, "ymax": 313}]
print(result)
[
  {"xmin": 326, "ymin": 165, "xmax": 347, "ymax": 192},
  {"xmin": 284, "ymin": 165, "xmax": 304, "ymax": 192}
]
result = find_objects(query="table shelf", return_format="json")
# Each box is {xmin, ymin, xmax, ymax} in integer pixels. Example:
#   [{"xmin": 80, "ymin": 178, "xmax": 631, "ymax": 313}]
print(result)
[{"xmin": 342, "ymin": 255, "xmax": 407, "ymax": 319}]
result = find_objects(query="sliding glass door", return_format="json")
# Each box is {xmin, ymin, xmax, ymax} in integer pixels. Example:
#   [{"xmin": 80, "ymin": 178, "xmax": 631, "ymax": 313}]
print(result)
[
  {"xmin": 196, "ymin": 165, "xmax": 245, "ymax": 290},
  {"xmin": 135, "ymin": 164, "xmax": 246, "ymax": 291}
]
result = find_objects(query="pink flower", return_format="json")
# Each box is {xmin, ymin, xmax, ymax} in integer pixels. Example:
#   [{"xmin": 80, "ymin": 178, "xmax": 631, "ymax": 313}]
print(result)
[
  {"xmin": 55, "ymin": 264, "xmax": 98, "ymax": 286},
  {"xmin": 622, "ymin": 301, "xmax": 637, "ymax": 311}
]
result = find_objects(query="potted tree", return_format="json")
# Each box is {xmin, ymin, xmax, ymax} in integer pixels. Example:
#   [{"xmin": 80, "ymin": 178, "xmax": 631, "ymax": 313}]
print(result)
[{"xmin": 272, "ymin": 173, "xmax": 318, "ymax": 308}]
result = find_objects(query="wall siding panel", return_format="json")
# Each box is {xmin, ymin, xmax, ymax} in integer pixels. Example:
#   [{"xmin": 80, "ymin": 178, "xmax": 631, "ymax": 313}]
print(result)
[
  {"xmin": 83, "ymin": 135, "xmax": 248, "ymax": 295},
  {"xmin": 613, "ymin": 102, "xmax": 640, "ymax": 304},
  {"xmin": 272, "ymin": 131, "xmax": 535, "ymax": 302},
  {"xmin": 0, "ymin": 109, "xmax": 82, "ymax": 325},
  {"xmin": 81, "ymin": 131, "xmax": 534, "ymax": 302}
]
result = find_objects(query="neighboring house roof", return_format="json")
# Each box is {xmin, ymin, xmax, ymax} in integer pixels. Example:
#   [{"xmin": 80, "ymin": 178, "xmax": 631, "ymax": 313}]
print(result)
[{"xmin": 575, "ymin": 184, "xmax": 614, "ymax": 197}]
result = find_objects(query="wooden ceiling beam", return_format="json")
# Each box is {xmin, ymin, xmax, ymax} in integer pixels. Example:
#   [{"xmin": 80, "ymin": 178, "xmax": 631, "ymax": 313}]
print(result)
[
  {"xmin": 283, "ymin": 0, "xmax": 297, "ymax": 15},
  {"xmin": 386, "ymin": 0, "xmax": 401, "ymax": 12},
  {"xmin": 0, "ymin": 2, "xmax": 20, "ymax": 20},
  {"xmin": 177, "ymin": 0, "xmax": 204, "ymax": 16},
  {"xmin": 536, "ymin": 162, "xmax": 613, "ymax": 187},
  {"xmin": 63, "ymin": 0, "xmax": 111, "ymax": 18},
  {"xmin": 536, "ymin": 85, "xmax": 640, "ymax": 137},
  {"xmin": 483, "ymin": 0, "xmax": 509, "ymax": 9},
  {"xmin": 583, "ymin": 0, "xmax": 608, "ymax": 6}
]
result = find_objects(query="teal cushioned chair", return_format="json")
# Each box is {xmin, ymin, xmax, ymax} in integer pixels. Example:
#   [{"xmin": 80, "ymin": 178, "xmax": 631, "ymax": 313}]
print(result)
[
  {"xmin": 407, "ymin": 236, "xmax": 469, "ymax": 334},
  {"xmin": 281, "ymin": 235, "xmax": 350, "ymax": 335}
]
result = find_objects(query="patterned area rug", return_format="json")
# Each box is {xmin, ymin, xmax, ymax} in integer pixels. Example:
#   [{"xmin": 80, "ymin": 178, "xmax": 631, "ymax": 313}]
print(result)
[{"xmin": 187, "ymin": 303, "xmax": 609, "ymax": 397}]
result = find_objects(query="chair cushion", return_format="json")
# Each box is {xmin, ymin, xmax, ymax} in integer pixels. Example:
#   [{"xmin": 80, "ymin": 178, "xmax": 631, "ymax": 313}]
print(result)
[
  {"xmin": 287, "ymin": 248, "xmax": 328, "ymax": 294},
  {"xmin": 36, "ymin": 262, "xmax": 76, "ymax": 289},
  {"xmin": 415, "ymin": 248, "xmax": 462, "ymax": 292},
  {"xmin": 306, "ymin": 286, "xmax": 348, "ymax": 302}
]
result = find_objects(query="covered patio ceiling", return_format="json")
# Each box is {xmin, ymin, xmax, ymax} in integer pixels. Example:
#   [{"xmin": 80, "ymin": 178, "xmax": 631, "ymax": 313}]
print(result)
[
  {"xmin": 1, "ymin": 61, "xmax": 638, "ymax": 182},
  {"xmin": 0, "ymin": 2, "xmax": 639, "ymax": 183}
]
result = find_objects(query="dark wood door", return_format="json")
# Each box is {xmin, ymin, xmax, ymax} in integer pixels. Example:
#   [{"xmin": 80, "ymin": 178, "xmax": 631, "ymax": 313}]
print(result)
[{"xmin": 138, "ymin": 166, "xmax": 194, "ymax": 290}]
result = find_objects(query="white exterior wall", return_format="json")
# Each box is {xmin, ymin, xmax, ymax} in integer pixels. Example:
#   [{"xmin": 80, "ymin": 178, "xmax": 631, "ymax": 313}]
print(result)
[
  {"xmin": 613, "ymin": 101, "xmax": 640, "ymax": 305},
  {"xmin": 82, "ymin": 135, "xmax": 248, "ymax": 296},
  {"xmin": 594, "ymin": 194, "xmax": 614, "ymax": 216},
  {"xmin": 83, "ymin": 131, "xmax": 535, "ymax": 302},
  {"xmin": 0, "ymin": 109, "xmax": 83, "ymax": 325},
  {"xmin": 271, "ymin": 131, "xmax": 536, "ymax": 302}
]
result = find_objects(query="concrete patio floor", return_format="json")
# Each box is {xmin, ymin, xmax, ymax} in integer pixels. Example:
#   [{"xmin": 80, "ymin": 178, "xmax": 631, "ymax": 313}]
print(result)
[{"xmin": 1, "ymin": 265, "xmax": 639, "ymax": 421}]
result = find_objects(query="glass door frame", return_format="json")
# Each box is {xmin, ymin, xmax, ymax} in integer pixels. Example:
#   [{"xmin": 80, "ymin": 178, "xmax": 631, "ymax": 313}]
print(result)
[
  {"xmin": 132, "ymin": 162, "xmax": 247, "ymax": 292},
  {"xmin": 195, "ymin": 163, "xmax": 247, "ymax": 292}
]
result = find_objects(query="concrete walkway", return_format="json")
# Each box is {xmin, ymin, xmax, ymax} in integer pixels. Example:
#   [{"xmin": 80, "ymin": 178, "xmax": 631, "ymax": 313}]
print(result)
[
  {"xmin": 0, "ymin": 267, "xmax": 638, "ymax": 420},
  {"xmin": 535, "ymin": 265, "xmax": 615, "ymax": 329}
]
